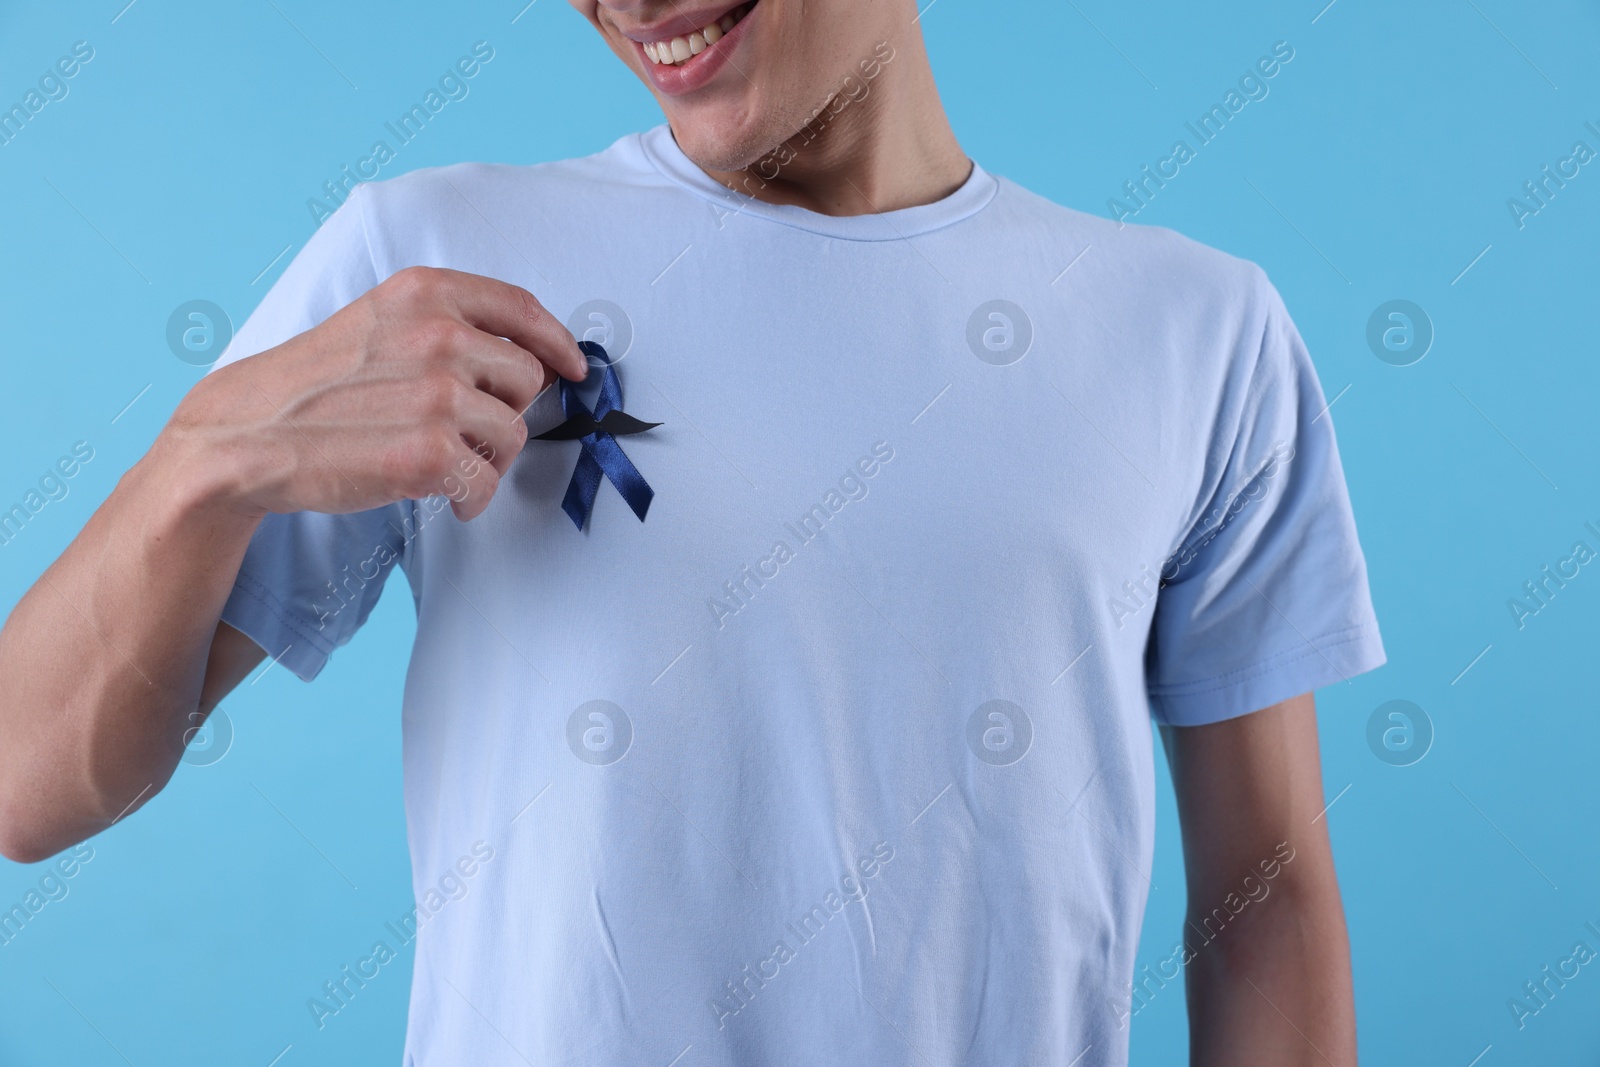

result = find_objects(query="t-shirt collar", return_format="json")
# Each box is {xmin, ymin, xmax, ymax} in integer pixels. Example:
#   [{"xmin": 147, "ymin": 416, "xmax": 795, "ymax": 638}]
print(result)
[{"xmin": 637, "ymin": 122, "xmax": 998, "ymax": 241}]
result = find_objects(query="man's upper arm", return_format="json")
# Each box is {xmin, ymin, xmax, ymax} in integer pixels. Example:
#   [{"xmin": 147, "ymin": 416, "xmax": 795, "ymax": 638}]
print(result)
[
  {"xmin": 1161, "ymin": 692, "xmax": 1335, "ymax": 908},
  {"xmin": 1146, "ymin": 270, "xmax": 1386, "ymax": 727},
  {"xmin": 1163, "ymin": 699, "xmax": 1360, "ymax": 1064}
]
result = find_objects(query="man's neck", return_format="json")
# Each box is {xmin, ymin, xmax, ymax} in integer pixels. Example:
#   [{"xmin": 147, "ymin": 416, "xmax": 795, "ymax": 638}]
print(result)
[{"xmin": 696, "ymin": 32, "xmax": 971, "ymax": 217}]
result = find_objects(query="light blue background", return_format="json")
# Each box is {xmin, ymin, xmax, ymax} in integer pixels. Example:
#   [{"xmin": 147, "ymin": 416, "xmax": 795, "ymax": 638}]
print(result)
[{"xmin": 2, "ymin": 0, "xmax": 1597, "ymax": 1063}]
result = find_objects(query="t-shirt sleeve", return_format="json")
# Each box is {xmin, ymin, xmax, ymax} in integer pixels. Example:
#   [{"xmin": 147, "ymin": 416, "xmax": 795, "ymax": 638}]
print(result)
[
  {"xmin": 1145, "ymin": 270, "xmax": 1386, "ymax": 726},
  {"xmin": 208, "ymin": 187, "xmax": 414, "ymax": 682}
]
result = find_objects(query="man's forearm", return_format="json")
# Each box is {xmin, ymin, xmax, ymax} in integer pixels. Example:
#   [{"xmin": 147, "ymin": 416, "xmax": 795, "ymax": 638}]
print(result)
[
  {"xmin": 0, "ymin": 430, "xmax": 262, "ymax": 862},
  {"xmin": 1185, "ymin": 873, "xmax": 1357, "ymax": 1066},
  {"xmin": 0, "ymin": 265, "xmax": 584, "ymax": 864}
]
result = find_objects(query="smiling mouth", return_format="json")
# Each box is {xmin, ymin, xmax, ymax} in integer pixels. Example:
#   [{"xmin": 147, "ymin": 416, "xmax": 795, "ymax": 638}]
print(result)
[{"xmin": 640, "ymin": 2, "xmax": 755, "ymax": 67}]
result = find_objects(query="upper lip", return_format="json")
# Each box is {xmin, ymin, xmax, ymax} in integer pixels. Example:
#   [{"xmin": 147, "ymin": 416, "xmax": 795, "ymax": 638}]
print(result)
[{"xmin": 616, "ymin": 0, "xmax": 745, "ymax": 43}]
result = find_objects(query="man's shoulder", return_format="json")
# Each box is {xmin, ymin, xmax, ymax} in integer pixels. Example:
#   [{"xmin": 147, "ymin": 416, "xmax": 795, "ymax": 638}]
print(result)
[
  {"xmin": 352, "ymin": 131, "xmax": 664, "ymax": 224},
  {"xmin": 990, "ymin": 175, "xmax": 1270, "ymax": 311}
]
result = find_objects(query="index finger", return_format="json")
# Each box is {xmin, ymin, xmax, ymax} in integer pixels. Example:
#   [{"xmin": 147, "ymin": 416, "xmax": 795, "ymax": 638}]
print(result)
[{"xmin": 435, "ymin": 270, "xmax": 590, "ymax": 383}]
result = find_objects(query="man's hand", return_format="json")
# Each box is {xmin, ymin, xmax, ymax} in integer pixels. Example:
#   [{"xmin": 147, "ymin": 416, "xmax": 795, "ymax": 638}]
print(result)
[
  {"xmin": 168, "ymin": 266, "xmax": 589, "ymax": 523},
  {"xmin": 1162, "ymin": 693, "xmax": 1358, "ymax": 1066},
  {"xmin": 0, "ymin": 267, "xmax": 587, "ymax": 863}
]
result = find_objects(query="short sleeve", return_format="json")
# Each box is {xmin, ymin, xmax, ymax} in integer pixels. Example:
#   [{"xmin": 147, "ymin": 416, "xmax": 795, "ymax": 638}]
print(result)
[
  {"xmin": 1146, "ymin": 272, "xmax": 1386, "ymax": 726},
  {"xmin": 209, "ymin": 187, "xmax": 413, "ymax": 682}
]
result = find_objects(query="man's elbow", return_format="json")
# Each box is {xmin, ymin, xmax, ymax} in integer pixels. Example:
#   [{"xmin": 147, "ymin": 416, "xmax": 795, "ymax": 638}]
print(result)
[
  {"xmin": 0, "ymin": 807, "xmax": 68, "ymax": 865},
  {"xmin": 0, "ymin": 773, "xmax": 105, "ymax": 865}
]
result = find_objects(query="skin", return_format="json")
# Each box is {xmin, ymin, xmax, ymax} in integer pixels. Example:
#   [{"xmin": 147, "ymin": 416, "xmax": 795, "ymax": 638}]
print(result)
[
  {"xmin": 0, "ymin": 1, "xmax": 1357, "ymax": 1062},
  {"xmin": 1164, "ymin": 694, "xmax": 1357, "ymax": 1065},
  {"xmin": 0, "ymin": 269, "xmax": 584, "ymax": 859},
  {"xmin": 567, "ymin": 0, "xmax": 972, "ymax": 213}
]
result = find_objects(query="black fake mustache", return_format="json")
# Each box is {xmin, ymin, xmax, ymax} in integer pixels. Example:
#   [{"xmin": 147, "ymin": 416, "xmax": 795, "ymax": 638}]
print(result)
[{"xmin": 533, "ymin": 410, "xmax": 662, "ymax": 441}]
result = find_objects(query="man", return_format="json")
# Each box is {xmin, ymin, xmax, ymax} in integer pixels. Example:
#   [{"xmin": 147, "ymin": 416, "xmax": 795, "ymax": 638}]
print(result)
[{"xmin": 0, "ymin": 0, "xmax": 1384, "ymax": 1063}]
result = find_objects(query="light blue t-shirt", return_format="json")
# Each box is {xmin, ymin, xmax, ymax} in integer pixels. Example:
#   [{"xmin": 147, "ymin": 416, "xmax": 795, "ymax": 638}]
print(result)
[{"xmin": 214, "ymin": 125, "xmax": 1385, "ymax": 1066}]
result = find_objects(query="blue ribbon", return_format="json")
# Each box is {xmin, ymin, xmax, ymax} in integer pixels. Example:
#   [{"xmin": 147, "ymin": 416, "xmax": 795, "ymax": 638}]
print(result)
[{"xmin": 544, "ymin": 341, "xmax": 656, "ymax": 530}]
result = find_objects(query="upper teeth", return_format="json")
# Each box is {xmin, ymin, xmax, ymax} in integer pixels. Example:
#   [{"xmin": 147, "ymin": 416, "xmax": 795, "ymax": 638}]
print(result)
[{"xmin": 642, "ymin": 5, "xmax": 749, "ymax": 65}]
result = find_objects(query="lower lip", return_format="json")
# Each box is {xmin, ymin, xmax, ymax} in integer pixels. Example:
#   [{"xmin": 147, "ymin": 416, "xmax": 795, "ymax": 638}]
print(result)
[{"xmin": 636, "ymin": 5, "xmax": 757, "ymax": 96}]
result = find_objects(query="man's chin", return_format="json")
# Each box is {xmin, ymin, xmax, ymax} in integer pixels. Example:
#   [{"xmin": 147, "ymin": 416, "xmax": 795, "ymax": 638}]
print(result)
[{"xmin": 667, "ymin": 109, "xmax": 790, "ymax": 176}]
